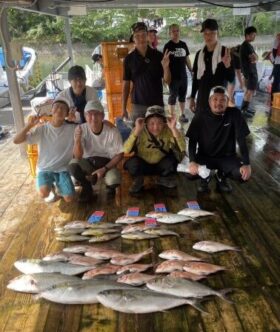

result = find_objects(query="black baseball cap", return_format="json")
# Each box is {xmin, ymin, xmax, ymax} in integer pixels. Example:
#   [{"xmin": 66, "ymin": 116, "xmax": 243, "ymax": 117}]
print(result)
[
  {"xmin": 200, "ymin": 19, "xmax": 219, "ymax": 32},
  {"xmin": 131, "ymin": 22, "xmax": 148, "ymax": 34}
]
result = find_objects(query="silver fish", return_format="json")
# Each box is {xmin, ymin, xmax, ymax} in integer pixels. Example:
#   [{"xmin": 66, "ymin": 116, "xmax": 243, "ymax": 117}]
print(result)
[
  {"xmin": 145, "ymin": 211, "xmax": 169, "ymax": 218},
  {"xmin": 88, "ymin": 234, "xmax": 120, "ymax": 243},
  {"xmin": 193, "ymin": 241, "xmax": 240, "ymax": 253},
  {"xmin": 110, "ymin": 247, "xmax": 153, "ymax": 266},
  {"xmin": 177, "ymin": 208, "xmax": 214, "ymax": 218},
  {"xmin": 63, "ymin": 221, "xmax": 92, "ymax": 229},
  {"xmin": 42, "ymin": 252, "xmax": 76, "ymax": 262},
  {"xmin": 63, "ymin": 245, "xmax": 110, "ymax": 254},
  {"xmin": 116, "ymin": 263, "xmax": 153, "ymax": 275},
  {"xmin": 14, "ymin": 259, "xmax": 97, "ymax": 275},
  {"xmin": 85, "ymin": 248, "xmax": 122, "ymax": 260},
  {"xmin": 56, "ymin": 235, "xmax": 90, "ymax": 242},
  {"xmin": 88, "ymin": 222, "xmax": 122, "ymax": 229},
  {"xmin": 55, "ymin": 227, "xmax": 86, "ymax": 235},
  {"xmin": 183, "ymin": 262, "xmax": 226, "ymax": 275},
  {"xmin": 159, "ymin": 250, "xmax": 203, "ymax": 262},
  {"xmin": 156, "ymin": 213, "xmax": 192, "ymax": 224},
  {"xmin": 68, "ymin": 255, "xmax": 103, "ymax": 266},
  {"xmin": 82, "ymin": 264, "xmax": 120, "ymax": 279},
  {"xmin": 117, "ymin": 272, "xmax": 156, "ymax": 286},
  {"xmin": 121, "ymin": 224, "xmax": 147, "ymax": 234},
  {"xmin": 96, "ymin": 289, "xmax": 206, "ymax": 314},
  {"xmin": 37, "ymin": 279, "xmax": 133, "ymax": 304},
  {"xmin": 81, "ymin": 229, "xmax": 120, "ymax": 236},
  {"xmin": 115, "ymin": 215, "xmax": 146, "ymax": 224},
  {"xmin": 7, "ymin": 273, "xmax": 80, "ymax": 293},
  {"xmin": 121, "ymin": 231, "xmax": 159, "ymax": 240},
  {"xmin": 147, "ymin": 276, "xmax": 232, "ymax": 302},
  {"xmin": 144, "ymin": 229, "xmax": 180, "ymax": 237}
]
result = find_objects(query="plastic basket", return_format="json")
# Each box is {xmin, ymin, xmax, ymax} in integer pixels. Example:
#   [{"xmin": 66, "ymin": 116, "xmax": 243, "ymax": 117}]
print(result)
[
  {"xmin": 272, "ymin": 93, "xmax": 280, "ymax": 109},
  {"xmin": 104, "ymin": 67, "xmax": 123, "ymax": 94},
  {"xmin": 106, "ymin": 93, "xmax": 131, "ymax": 123},
  {"xmin": 101, "ymin": 42, "xmax": 133, "ymax": 68}
]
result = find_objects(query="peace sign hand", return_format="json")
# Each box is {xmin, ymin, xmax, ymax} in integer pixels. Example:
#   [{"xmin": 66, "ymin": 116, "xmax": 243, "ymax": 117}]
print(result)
[
  {"xmin": 222, "ymin": 48, "xmax": 231, "ymax": 68},
  {"xmin": 161, "ymin": 50, "xmax": 170, "ymax": 69}
]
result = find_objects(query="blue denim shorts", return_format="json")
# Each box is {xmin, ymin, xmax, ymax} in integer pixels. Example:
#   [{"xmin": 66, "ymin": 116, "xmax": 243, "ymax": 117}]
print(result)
[{"xmin": 37, "ymin": 171, "xmax": 75, "ymax": 197}]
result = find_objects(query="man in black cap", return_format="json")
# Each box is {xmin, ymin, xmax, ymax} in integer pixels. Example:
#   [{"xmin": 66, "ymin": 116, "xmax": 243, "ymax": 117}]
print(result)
[
  {"xmin": 58, "ymin": 65, "xmax": 99, "ymax": 123},
  {"xmin": 239, "ymin": 26, "xmax": 258, "ymax": 117},
  {"xmin": 186, "ymin": 86, "xmax": 251, "ymax": 193},
  {"xmin": 122, "ymin": 22, "xmax": 171, "ymax": 123},
  {"xmin": 190, "ymin": 19, "xmax": 234, "ymax": 114}
]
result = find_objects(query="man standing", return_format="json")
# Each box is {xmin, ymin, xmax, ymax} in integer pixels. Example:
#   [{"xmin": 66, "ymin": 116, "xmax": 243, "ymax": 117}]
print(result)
[
  {"xmin": 163, "ymin": 24, "xmax": 192, "ymax": 122},
  {"xmin": 122, "ymin": 22, "xmax": 171, "ymax": 123},
  {"xmin": 69, "ymin": 100, "xmax": 123, "ymax": 202},
  {"xmin": 190, "ymin": 19, "xmax": 234, "ymax": 114},
  {"xmin": 239, "ymin": 26, "xmax": 258, "ymax": 117},
  {"xmin": 186, "ymin": 86, "xmax": 251, "ymax": 193},
  {"xmin": 271, "ymin": 33, "xmax": 280, "ymax": 102}
]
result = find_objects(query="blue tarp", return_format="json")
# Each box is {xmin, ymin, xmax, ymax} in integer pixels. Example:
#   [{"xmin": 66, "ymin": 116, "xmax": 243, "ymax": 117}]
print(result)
[{"xmin": 0, "ymin": 47, "xmax": 31, "ymax": 69}]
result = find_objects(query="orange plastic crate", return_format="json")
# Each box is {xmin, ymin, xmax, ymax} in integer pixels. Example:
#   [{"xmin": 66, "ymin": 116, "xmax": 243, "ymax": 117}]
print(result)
[
  {"xmin": 104, "ymin": 67, "xmax": 123, "ymax": 94},
  {"xmin": 106, "ymin": 93, "xmax": 131, "ymax": 123},
  {"xmin": 272, "ymin": 93, "xmax": 280, "ymax": 109},
  {"xmin": 101, "ymin": 42, "xmax": 134, "ymax": 69}
]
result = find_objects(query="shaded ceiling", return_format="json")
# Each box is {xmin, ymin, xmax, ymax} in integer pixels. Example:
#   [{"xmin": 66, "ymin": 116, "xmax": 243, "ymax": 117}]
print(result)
[{"xmin": 9, "ymin": 0, "xmax": 280, "ymax": 17}]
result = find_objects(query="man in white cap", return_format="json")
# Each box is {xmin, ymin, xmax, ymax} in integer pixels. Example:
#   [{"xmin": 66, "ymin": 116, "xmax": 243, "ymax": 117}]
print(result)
[
  {"xmin": 13, "ymin": 97, "xmax": 76, "ymax": 203},
  {"xmin": 186, "ymin": 86, "xmax": 251, "ymax": 193},
  {"xmin": 69, "ymin": 100, "xmax": 123, "ymax": 202}
]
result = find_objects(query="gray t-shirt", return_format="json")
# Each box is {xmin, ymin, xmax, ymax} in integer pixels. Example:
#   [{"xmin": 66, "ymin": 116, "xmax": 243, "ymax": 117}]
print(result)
[
  {"xmin": 81, "ymin": 123, "xmax": 124, "ymax": 159},
  {"xmin": 26, "ymin": 122, "xmax": 76, "ymax": 172}
]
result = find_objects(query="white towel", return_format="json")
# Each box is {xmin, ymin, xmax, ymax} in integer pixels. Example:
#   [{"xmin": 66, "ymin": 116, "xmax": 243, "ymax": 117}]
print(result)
[{"xmin": 197, "ymin": 42, "xmax": 222, "ymax": 80}]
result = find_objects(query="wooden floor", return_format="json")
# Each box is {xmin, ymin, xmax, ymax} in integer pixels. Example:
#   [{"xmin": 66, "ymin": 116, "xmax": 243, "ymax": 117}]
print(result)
[{"xmin": 0, "ymin": 94, "xmax": 280, "ymax": 332}]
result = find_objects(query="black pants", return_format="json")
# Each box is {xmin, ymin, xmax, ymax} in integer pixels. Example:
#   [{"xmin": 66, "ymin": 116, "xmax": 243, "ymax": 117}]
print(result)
[
  {"xmin": 187, "ymin": 155, "xmax": 243, "ymax": 181},
  {"xmin": 124, "ymin": 155, "xmax": 177, "ymax": 177},
  {"xmin": 168, "ymin": 77, "xmax": 188, "ymax": 105},
  {"xmin": 272, "ymin": 64, "xmax": 280, "ymax": 98}
]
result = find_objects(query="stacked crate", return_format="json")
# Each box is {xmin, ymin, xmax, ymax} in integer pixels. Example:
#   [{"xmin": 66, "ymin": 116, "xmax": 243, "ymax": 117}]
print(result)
[
  {"xmin": 101, "ymin": 42, "xmax": 134, "ymax": 123},
  {"xmin": 271, "ymin": 92, "xmax": 280, "ymax": 124}
]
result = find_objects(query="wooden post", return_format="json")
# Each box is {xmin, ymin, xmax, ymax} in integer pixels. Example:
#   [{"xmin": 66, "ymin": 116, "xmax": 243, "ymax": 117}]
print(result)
[{"xmin": 64, "ymin": 17, "xmax": 74, "ymax": 67}]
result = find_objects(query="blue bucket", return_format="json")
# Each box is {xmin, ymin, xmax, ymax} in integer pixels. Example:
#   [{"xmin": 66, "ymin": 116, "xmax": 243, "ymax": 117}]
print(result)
[{"xmin": 234, "ymin": 91, "xmax": 244, "ymax": 109}]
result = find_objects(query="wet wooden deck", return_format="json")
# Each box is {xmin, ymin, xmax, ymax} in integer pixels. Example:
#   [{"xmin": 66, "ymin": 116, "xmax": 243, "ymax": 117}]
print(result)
[{"xmin": 0, "ymin": 93, "xmax": 280, "ymax": 332}]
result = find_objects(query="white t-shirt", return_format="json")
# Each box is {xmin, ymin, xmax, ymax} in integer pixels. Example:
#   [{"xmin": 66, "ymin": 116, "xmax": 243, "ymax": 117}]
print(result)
[
  {"xmin": 81, "ymin": 123, "xmax": 123, "ymax": 159},
  {"xmin": 58, "ymin": 86, "xmax": 99, "ymax": 123},
  {"xmin": 26, "ymin": 122, "xmax": 75, "ymax": 172}
]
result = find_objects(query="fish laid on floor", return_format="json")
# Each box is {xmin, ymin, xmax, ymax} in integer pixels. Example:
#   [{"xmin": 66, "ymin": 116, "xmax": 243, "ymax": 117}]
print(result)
[
  {"xmin": 116, "ymin": 263, "xmax": 153, "ymax": 275},
  {"xmin": 147, "ymin": 277, "xmax": 233, "ymax": 302},
  {"xmin": 68, "ymin": 255, "xmax": 103, "ymax": 266},
  {"xmin": 42, "ymin": 252, "xmax": 77, "ymax": 262},
  {"xmin": 88, "ymin": 234, "xmax": 120, "ymax": 243},
  {"xmin": 37, "ymin": 279, "xmax": 133, "ymax": 304},
  {"xmin": 168, "ymin": 271, "xmax": 207, "ymax": 281},
  {"xmin": 7, "ymin": 273, "xmax": 80, "ymax": 293},
  {"xmin": 63, "ymin": 221, "xmax": 92, "ymax": 229},
  {"xmin": 115, "ymin": 215, "xmax": 146, "ymax": 224},
  {"xmin": 56, "ymin": 235, "xmax": 90, "ymax": 242},
  {"xmin": 14, "ymin": 259, "xmax": 97, "ymax": 275},
  {"xmin": 96, "ymin": 289, "xmax": 206, "ymax": 314},
  {"xmin": 82, "ymin": 264, "xmax": 120, "ymax": 279},
  {"xmin": 155, "ymin": 260, "xmax": 186, "ymax": 273},
  {"xmin": 117, "ymin": 272, "xmax": 156, "ymax": 286},
  {"xmin": 177, "ymin": 208, "xmax": 214, "ymax": 218},
  {"xmin": 156, "ymin": 213, "xmax": 192, "ymax": 224},
  {"xmin": 159, "ymin": 250, "xmax": 203, "ymax": 262},
  {"xmin": 144, "ymin": 229, "xmax": 180, "ymax": 237},
  {"xmin": 81, "ymin": 229, "xmax": 120, "ymax": 236},
  {"xmin": 63, "ymin": 245, "xmax": 111, "ymax": 254},
  {"xmin": 55, "ymin": 228, "xmax": 86, "ymax": 235},
  {"xmin": 85, "ymin": 248, "xmax": 122, "ymax": 260},
  {"xmin": 183, "ymin": 262, "xmax": 226, "ymax": 275},
  {"xmin": 110, "ymin": 247, "xmax": 153, "ymax": 266},
  {"xmin": 193, "ymin": 241, "xmax": 240, "ymax": 253},
  {"xmin": 121, "ymin": 231, "xmax": 159, "ymax": 240},
  {"xmin": 121, "ymin": 224, "xmax": 148, "ymax": 234}
]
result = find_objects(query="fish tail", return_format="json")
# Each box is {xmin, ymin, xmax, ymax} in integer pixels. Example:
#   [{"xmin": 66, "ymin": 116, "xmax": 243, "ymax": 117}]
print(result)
[
  {"xmin": 187, "ymin": 299, "xmax": 208, "ymax": 314},
  {"xmin": 144, "ymin": 247, "xmax": 154, "ymax": 255},
  {"xmin": 218, "ymin": 288, "xmax": 235, "ymax": 303}
]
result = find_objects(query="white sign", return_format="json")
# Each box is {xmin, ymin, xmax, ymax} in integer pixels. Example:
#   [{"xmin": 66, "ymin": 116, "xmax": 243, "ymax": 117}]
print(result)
[{"xmin": 233, "ymin": 4, "xmax": 252, "ymax": 16}]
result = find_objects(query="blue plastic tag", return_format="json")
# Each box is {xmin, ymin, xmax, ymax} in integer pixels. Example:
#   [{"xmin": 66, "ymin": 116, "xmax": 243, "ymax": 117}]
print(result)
[
  {"xmin": 186, "ymin": 201, "xmax": 200, "ymax": 210},
  {"xmin": 154, "ymin": 203, "xmax": 167, "ymax": 212},
  {"xmin": 126, "ymin": 207, "xmax": 140, "ymax": 217},
  {"xmin": 88, "ymin": 210, "xmax": 105, "ymax": 224}
]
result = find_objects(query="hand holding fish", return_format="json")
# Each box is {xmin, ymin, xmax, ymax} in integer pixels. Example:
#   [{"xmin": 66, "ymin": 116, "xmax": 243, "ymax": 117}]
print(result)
[
  {"xmin": 240, "ymin": 165, "xmax": 251, "ymax": 181},
  {"xmin": 27, "ymin": 115, "xmax": 40, "ymax": 128},
  {"xmin": 188, "ymin": 162, "xmax": 199, "ymax": 175},
  {"xmin": 222, "ymin": 48, "xmax": 231, "ymax": 68},
  {"xmin": 134, "ymin": 118, "xmax": 145, "ymax": 136}
]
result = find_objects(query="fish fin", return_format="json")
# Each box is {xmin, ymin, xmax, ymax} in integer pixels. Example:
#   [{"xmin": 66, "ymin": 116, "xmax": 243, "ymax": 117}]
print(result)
[
  {"xmin": 188, "ymin": 299, "xmax": 208, "ymax": 314},
  {"xmin": 219, "ymin": 288, "xmax": 235, "ymax": 303},
  {"xmin": 33, "ymin": 294, "xmax": 42, "ymax": 301}
]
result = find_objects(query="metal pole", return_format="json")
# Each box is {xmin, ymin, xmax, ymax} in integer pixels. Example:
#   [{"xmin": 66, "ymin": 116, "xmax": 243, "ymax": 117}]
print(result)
[
  {"xmin": 64, "ymin": 17, "xmax": 74, "ymax": 66},
  {"xmin": 0, "ymin": 8, "xmax": 26, "ymax": 156}
]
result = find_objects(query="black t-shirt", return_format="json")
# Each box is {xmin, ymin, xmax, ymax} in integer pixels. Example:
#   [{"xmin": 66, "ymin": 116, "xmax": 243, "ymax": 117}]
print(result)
[
  {"xmin": 231, "ymin": 46, "xmax": 241, "ymax": 70},
  {"xmin": 186, "ymin": 107, "xmax": 250, "ymax": 163},
  {"xmin": 240, "ymin": 40, "xmax": 257, "ymax": 77},
  {"xmin": 163, "ymin": 40, "xmax": 190, "ymax": 79},
  {"xmin": 123, "ymin": 46, "xmax": 164, "ymax": 106}
]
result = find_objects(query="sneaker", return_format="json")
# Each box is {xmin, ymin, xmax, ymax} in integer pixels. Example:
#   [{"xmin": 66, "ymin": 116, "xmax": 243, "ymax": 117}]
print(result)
[
  {"xmin": 156, "ymin": 176, "xmax": 177, "ymax": 188},
  {"xmin": 129, "ymin": 176, "xmax": 144, "ymax": 194},
  {"xmin": 179, "ymin": 114, "xmax": 189, "ymax": 123},
  {"xmin": 197, "ymin": 176, "xmax": 211, "ymax": 193},
  {"xmin": 215, "ymin": 172, "xmax": 232, "ymax": 193},
  {"xmin": 44, "ymin": 189, "xmax": 57, "ymax": 203},
  {"xmin": 78, "ymin": 185, "xmax": 93, "ymax": 203}
]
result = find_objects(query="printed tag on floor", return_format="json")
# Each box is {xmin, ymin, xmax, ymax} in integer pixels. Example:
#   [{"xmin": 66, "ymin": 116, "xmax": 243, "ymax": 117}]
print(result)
[
  {"xmin": 186, "ymin": 201, "xmax": 200, "ymax": 210},
  {"xmin": 145, "ymin": 218, "xmax": 158, "ymax": 228},
  {"xmin": 154, "ymin": 203, "xmax": 167, "ymax": 212},
  {"xmin": 88, "ymin": 210, "xmax": 105, "ymax": 224},
  {"xmin": 126, "ymin": 207, "xmax": 140, "ymax": 217}
]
